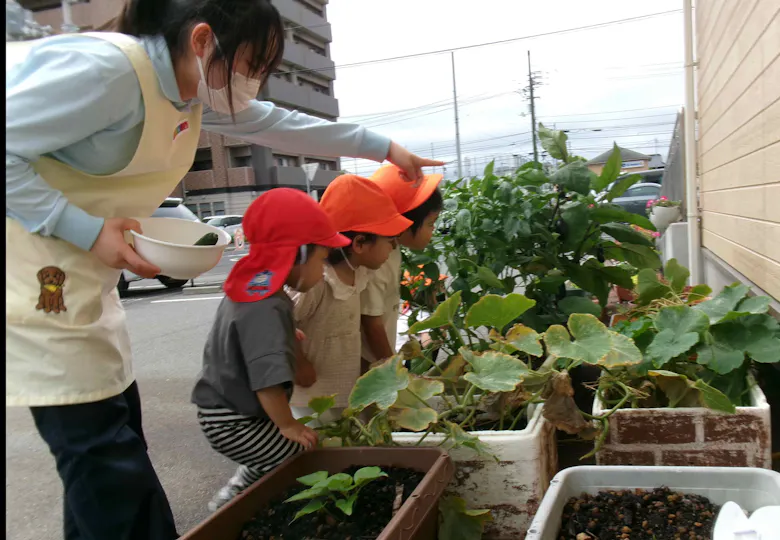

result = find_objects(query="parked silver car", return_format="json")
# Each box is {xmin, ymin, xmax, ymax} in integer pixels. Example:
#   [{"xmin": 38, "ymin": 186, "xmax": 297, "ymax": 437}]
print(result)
[
  {"xmin": 203, "ymin": 214, "xmax": 243, "ymax": 242},
  {"xmin": 117, "ymin": 198, "xmax": 199, "ymax": 295},
  {"xmin": 611, "ymin": 182, "xmax": 662, "ymax": 216}
]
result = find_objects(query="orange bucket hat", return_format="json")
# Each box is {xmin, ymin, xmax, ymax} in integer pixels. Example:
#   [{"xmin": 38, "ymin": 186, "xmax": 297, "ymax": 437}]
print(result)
[
  {"xmin": 370, "ymin": 165, "xmax": 443, "ymax": 214},
  {"xmin": 320, "ymin": 174, "xmax": 412, "ymax": 236}
]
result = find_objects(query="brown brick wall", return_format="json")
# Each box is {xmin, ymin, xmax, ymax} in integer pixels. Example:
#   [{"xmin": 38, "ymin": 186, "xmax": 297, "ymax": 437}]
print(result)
[{"xmin": 595, "ymin": 391, "xmax": 772, "ymax": 468}]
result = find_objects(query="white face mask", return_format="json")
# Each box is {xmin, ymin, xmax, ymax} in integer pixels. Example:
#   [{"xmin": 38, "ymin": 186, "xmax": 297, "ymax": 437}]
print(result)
[{"xmin": 196, "ymin": 37, "xmax": 261, "ymax": 115}]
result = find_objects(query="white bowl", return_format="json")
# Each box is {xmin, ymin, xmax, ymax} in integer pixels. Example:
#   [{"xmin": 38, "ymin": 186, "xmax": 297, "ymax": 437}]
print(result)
[{"xmin": 130, "ymin": 218, "xmax": 232, "ymax": 280}]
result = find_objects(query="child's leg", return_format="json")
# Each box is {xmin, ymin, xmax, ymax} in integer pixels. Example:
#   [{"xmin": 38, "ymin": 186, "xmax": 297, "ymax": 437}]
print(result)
[{"xmin": 197, "ymin": 408, "xmax": 303, "ymax": 511}]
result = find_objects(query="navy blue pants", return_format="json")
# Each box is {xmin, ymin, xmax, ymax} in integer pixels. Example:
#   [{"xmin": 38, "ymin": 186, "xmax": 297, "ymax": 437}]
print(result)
[{"xmin": 30, "ymin": 382, "xmax": 179, "ymax": 540}]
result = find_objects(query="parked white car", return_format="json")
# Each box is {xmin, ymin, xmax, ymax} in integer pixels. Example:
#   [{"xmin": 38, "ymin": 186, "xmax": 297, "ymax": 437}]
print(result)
[
  {"xmin": 203, "ymin": 215, "xmax": 243, "ymax": 242},
  {"xmin": 117, "ymin": 198, "xmax": 200, "ymax": 295}
]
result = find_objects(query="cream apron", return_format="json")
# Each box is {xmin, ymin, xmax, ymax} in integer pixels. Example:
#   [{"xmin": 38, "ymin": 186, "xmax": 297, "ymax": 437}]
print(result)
[{"xmin": 6, "ymin": 32, "xmax": 202, "ymax": 407}]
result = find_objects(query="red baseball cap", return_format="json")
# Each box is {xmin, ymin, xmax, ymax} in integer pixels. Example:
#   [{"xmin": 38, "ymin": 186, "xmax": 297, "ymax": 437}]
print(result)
[
  {"xmin": 223, "ymin": 189, "xmax": 350, "ymax": 302},
  {"xmin": 370, "ymin": 165, "xmax": 443, "ymax": 214},
  {"xmin": 319, "ymin": 174, "xmax": 413, "ymax": 236}
]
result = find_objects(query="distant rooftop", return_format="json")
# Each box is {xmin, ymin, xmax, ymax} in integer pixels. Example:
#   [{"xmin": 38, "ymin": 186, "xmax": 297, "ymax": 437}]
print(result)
[{"xmin": 586, "ymin": 146, "xmax": 651, "ymax": 165}]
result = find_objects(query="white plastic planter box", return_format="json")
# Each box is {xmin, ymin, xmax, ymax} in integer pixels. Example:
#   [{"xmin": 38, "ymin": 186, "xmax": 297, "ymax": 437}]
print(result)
[
  {"xmin": 592, "ymin": 379, "xmax": 772, "ymax": 468},
  {"xmin": 392, "ymin": 404, "xmax": 558, "ymax": 539},
  {"xmin": 526, "ymin": 465, "xmax": 780, "ymax": 540}
]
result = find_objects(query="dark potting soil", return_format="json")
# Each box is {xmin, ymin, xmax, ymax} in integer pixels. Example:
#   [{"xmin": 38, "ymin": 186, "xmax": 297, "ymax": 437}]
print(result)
[
  {"xmin": 239, "ymin": 466, "xmax": 425, "ymax": 540},
  {"xmin": 558, "ymin": 487, "xmax": 719, "ymax": 540}
]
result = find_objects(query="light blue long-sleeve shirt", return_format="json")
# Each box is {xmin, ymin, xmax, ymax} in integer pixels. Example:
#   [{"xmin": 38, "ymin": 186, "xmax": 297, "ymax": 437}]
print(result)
[{"xmin": 6, "ymin": 34, "xmax": 392, "ymax": 251}]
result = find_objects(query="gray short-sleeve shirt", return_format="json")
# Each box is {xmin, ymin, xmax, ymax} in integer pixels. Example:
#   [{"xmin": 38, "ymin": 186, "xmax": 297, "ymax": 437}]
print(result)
[{"xmin": 191, "ymin": 291, "xmax": 296, "ymax": 418}]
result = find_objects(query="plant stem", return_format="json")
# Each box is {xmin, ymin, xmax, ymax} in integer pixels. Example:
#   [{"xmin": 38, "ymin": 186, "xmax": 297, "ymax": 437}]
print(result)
[
  {"xmin": 580, "ymin": 387, "xmax": 632, "ymax": 460},
  {"xmin": 460, "ymin": 384, "xmax": 477, "ymax": 407},
  {"xmin": 350, "ymin": 417, "xmax": 374, "ymax": 444},
  {"xmin": 448, "ymin": 323, "xmax": 466, "ymax": 350}
]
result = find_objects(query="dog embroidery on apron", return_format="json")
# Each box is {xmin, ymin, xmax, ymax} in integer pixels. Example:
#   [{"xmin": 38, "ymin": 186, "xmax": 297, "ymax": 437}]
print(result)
[{"xmin": 36, "ymin": 266, "xmax": 67, "ymax": 314}]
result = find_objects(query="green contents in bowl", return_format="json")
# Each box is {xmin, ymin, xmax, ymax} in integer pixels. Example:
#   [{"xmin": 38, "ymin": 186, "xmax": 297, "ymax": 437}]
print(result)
[{"xmin": 193, "ymin": 232, "xmax": 219, "ymax": 246}]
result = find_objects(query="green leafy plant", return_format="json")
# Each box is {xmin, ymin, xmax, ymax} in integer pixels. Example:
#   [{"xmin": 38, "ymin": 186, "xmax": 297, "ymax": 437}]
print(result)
[
  {"xmin": 606, "ymin": 259, "xmax": 780, "ymax": 410},
  {"xmin": 438, "ymin": 496, "xmax": 492, "ymax": 540},
  {"xmin": 311, "ymin": 292, "xmax": 651, "ymax": 461},
  {"xmin": 284, "ymin": 467, "xmax": 388, "ymax": 521},
  {"xmin": 402, "ymin": 128, "xmax": 661, "ymax": 333}
]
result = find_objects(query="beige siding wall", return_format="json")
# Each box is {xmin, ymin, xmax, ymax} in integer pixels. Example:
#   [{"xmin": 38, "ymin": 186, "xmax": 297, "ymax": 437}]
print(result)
[{"xmin": 696, "ymin": 0, "xmax": 780, "ymax": 300}]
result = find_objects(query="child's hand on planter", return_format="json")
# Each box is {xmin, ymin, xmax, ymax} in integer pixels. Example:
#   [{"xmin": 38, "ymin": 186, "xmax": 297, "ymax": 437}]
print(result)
[{"xmin": 280, "ymin": 421, "xmax": 319, "ymax": 449}]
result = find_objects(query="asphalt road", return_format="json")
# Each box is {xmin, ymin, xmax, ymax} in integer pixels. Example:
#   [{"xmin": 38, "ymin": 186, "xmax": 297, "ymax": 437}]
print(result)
[{"xmin": 5, "ymin": 249, "xmax": 248, "ymax": 540}]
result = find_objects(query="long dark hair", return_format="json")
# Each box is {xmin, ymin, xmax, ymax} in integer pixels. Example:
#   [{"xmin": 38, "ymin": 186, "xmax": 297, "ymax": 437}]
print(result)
[{"xmin": 103, "ymin": 0, "xmax": 284, "ymax": 114}]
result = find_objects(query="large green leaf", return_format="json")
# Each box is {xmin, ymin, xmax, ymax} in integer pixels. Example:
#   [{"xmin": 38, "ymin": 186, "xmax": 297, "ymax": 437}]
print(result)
[
  {"xmin": 604, "ymin": 242, "xmax": 662, "ymax": 270},
  {"xmin": 455, "ymin": 209, "xmax": 472, "ymax": 233},
  {"xmin": 517, "ymin": 168, "xmax": 549, "ymax": 187},
  {"xmin": 308, "ymin": 395, "xmax": 336, "ymax": 416},
  {"xmin": 561, "ymin": 202, "xmax": 590, "ymax": 251},
  {"xmin": 604, "ymin": 174, "xmax": 642, "ymax": 202},
  {"xmin": 438, "ymin": 496, "xmax": 493, "ymax": 540},
  {"xmin": 601, "ymin": 223, "xmax": 654, "ymax": 247},
  {"xmin": 552, "ymin": 162, "xmax": 593, "ymax": 195},
  {"xmin": 695, "ymin": 337, "xmax": 745, "ymax": 375},
  {"xmin": 746, "ymin": 334, "xmax": 780, "ymax": 363},
  {"xmin": 390, "ymin": 407, "xmax": 439, "ymax": 431},
  {"xmin": 461, "ymin": 348, "xmax": 530, "ymax": 392},
  {"xmin": 592, "ymin": 204, "xmax": 656, "ymax": 230},
  {"xmin": 286, "ymin": 485, "xmax": 328, "ymax": 503},
  {"xmin": 592, "ymin": 144, "xmax": 621, "ymax": 192},
  {"xmin": 476, "ymin": 266, "xmax": 506, "ymax": 291},
  {"xmin": 654, "ymin": 305, "xmax": 710, "ymax": 334},
  {"xmin": 323, "ymin": 473, "xmax": 354, "ymax": 493},
  {"xmin": 636, "ymin": 268, "xmax": 673, "ymax": 305},
  {"xmin": 709, "ymin": 316, "xmax": 780, "ymax": 364},
  {"xmin": 543, "ymin": 325, "xmax": 584, "ymax": 361},
  {"xmin": 538, "ymin": 123, "xmax": 569, "ymax": 162},
  {"xmin": 648, "ymin": 370, "xmax": 700, "ymax": 408},
  {"xmin": 693, "ymin": 283, "xmax": 750, "ymax": 324},
  {"xmin": 395, "ymin": 377, "xmax": 445, "ymax": 408},
  {"xmin": 567, "ymin": 313, "xmax": 613, "ymax": 364},
  {"xmin": 464, "ymin": 293, "xmax": 536, "ymax": 330},
  {"xmin": 664, "ymin": 258, "xmax": 690, "ymax": 293},
  {"xmin": 589, "ymin": 262, "xmax": 635, "ymax": 290},
  {"xmin": 693, "ymin": 379, "xmax": 736, "ymax": 413},
  {"xmin": 503, "ymin": 324, "xmax": 544, "ymax": 356},
  {"xmin": 408, "ymin": 291, "xmax": 462, "ymax": 334},
  {"xmin": 559, "ymin": 296, "xmax": 602, "ymax": 317},
  {"xmin": 646, "ymin": 329, "xmax": 701, "ymax": 367},
  {"xmin": 348, "ymin": 355, "xmax": 410, "ymax": 411}
]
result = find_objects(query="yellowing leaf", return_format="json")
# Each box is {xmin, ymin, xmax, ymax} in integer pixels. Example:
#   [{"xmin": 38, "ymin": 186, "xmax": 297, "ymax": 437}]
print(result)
[
  {"xmin": 461, "ymin": 348, "xmax": 530, "ymax": 392},
  {"xmin": 348, "ymin": 355, "xmax": 409, "ymax": 411},
  {"xmin": 395, "ymin": 376, "xmax": 444, "ymax": 409},
  {"xmin": 503, "ymin": 324, "xmax": 544, "ymax": 356},
  {"xmin": 390, "ymin": 407, "xmax": 439, "ymax": 431}
]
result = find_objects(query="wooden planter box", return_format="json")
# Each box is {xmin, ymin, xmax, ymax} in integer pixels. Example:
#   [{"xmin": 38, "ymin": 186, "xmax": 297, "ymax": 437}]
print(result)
[
  {"xmin": 182, "ymin": 447, "xmax": 454, "ymax": 540},
  {"xmin": 592, "ymin": 380, "xmax": 772, "ymax": 468},
  {"xmin": 392, "ymin": 405, "xmax": 558, "ymax": 540}
]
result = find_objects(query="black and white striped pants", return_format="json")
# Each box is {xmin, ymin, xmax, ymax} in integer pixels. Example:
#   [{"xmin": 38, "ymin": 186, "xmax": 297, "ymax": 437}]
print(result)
[{"xmin": 197, "ymin": 407, "xmax": 302, "ymax": 492}]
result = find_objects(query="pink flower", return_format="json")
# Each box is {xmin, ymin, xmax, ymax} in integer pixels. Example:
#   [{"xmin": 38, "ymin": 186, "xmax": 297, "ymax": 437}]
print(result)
[
  {"xmin": 660, "ymin": 196, "xmax": 668, "ymax": 201},
  {"xmin": 646, "ymin": 199, "xmax": 655, "ymax": 208},
  {"xmin": 652, "ymin": 231, "xmax": 661, "ymax": 238}
]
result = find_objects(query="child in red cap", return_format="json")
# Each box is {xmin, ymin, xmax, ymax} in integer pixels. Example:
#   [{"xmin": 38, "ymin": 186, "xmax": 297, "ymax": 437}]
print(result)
[
  {"xmin": 361, "ymin": 165, "xmax": 444, "ymax": 367},
  {"xmin": 191, "ymin": 188, "xmax": 350, "ymax": 512},
  {"xmin": 289, "ymin": 175, "xmax": 412, "ymax": 421}
]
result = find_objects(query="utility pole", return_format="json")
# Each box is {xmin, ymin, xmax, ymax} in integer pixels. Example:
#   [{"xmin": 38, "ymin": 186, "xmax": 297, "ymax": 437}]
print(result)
[
  {"xmin": 527, "ymin": 51, "xmax": 539, "ymax": 163},
  {"xmin": 451, "ymin": 52, "xmax": 463, "ymax": 178}
]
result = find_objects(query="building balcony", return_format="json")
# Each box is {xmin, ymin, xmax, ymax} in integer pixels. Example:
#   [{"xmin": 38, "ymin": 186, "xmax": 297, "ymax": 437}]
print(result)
[
  {"xmin": 271, "ymin": 166, "xmax": 340, "ymax": 189},
  {"xmin": 283, "ymin": 40, "xmax": 336, "ymax": 80},
  {"xmin": 197, "ymin": 131, "xmax": 211, "ymax": 149},
  {"xmin": 263, "ymin": 77, "xmax": 339, "ymax": 118},
  {"xmin": 274, "ymin": 0, "xmax": 332, "ymax": 42},
  {"xmin": 182, "ymin": 170, "xmax": 216, "ymax": 191},
  {"xmin": 227, "ymin": 167, "xmax": 255, "ymax": 187}
]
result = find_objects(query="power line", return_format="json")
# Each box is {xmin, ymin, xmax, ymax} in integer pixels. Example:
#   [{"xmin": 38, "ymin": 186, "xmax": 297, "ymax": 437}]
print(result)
[
  {"xmin": 538, "ymin": 104, "xmax": 681, "ymax": 119},
  {"xmin": 286, "ymin": 9, "xmax": 683, "ymax": 76},
  {"xmin": 542, "ymin": 112, "xmax": 677, "ymax": 124}
]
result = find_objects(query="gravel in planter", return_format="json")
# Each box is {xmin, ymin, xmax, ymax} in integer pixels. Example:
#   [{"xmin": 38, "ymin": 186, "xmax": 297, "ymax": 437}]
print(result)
[
  {"xmin": 558, "ymin": 487, "xmax": 718, "ymax": 540},
  {"xmin": 240, "ymin": 466, "xmax": 425, "ymax": 540}
]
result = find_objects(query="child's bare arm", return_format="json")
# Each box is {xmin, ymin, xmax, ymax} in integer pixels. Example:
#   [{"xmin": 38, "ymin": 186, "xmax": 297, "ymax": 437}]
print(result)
[
  {"xmin": 361, "ymin": 314, "xmax": 394, "ymax": 362},
  {"xmin": 293, "ymin": 337, "xmax": 317, "ymax": 387},
  {"xmin": 256, "ymin": 386, "xmax": 318, "ymax": 448}
]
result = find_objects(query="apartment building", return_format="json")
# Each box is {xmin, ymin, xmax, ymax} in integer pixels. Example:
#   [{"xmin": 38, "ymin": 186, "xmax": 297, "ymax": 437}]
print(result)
[{"xmin": 22, "ymin": 0, "xmax": 342, "ymax": 219}]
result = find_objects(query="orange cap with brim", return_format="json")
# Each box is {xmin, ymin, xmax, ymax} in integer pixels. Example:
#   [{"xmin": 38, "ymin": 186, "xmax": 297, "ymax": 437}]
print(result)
[
  {"xmin": 370, "ymin": 165, "xmax": 444, "ymax": 214},
  {"xmin": 320, "ymin": 174, "xmax": 413, "ymax": 236}
]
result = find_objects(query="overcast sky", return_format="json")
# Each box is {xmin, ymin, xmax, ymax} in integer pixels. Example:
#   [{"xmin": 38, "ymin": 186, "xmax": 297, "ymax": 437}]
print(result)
[{"xmin": 327, "ymin": 0, "xmax": 686, "ymax": 178}]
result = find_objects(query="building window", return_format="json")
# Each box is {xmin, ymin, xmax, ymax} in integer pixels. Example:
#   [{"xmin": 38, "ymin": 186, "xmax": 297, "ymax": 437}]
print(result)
[
  {"xmin": 212, "ymin": 202, "xmax": 226, "ymax": 216},
  {"xmin": 190, "ymin": 148, "xmax": 213, "ymax": 172},
  {"xmin": 229, "ymin": 146, "xmax": 253, "ymax": 168},
  {"xmin": 293, "ymin": 0, "xmax": 324, "ymax": 17},
  {"xmin": 185, "ymin": 203, "xmax": 198, "ymax": 215},
  {"xmin": 275, "ymin": 154, "xmax": 298, "ymax": 167},
  {"xmin": 304, "ymin": 158, "xmax": 338, "ymax": 171},
  {"xmin": 292, "ymin": 34, "xmax": 327, "ymax": 56},
  {"xmin": 199, "ymin": 203, "xmax": 212, "ymax": 219}
]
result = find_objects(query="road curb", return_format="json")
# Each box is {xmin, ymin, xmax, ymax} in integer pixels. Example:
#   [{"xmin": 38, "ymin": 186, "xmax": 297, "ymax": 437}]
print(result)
[{"xmin": 183, "ymin": 285, "xmax": 224, "ymax": 296}]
